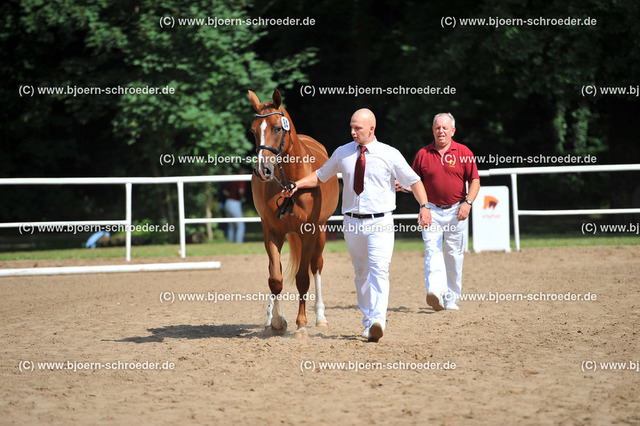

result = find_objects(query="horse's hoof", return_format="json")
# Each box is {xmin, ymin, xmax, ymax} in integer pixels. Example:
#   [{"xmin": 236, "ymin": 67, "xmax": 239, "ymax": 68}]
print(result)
[
  {"xmin": 271, "ymin": 318, "xmax": 287, "ymax": 333},
  {"xmin": 316, "ymin": 321, "xmax": 328, "ymax": 327},
  {"xmin": 268, "ymin": 327, "xmax": 286, "ymax": 336},
  {"xmin": 294, "ymin": 328, "xmax": 309, "ymax": 339}
]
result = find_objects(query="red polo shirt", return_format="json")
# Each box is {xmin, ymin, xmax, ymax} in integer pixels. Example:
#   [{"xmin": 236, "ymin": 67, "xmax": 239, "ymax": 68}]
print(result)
[
  {"xmin": 412, "ymin": 140, "xmax": 480, "ymax": 206},
  {"xmin": 225, "ymin": 181, "xmax": 246, "ymax": 201}
]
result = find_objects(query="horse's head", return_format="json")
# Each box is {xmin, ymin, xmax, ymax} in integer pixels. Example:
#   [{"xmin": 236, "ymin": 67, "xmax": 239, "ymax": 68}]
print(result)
[{"xmin": 248, "ymin": 89, "xmax": 296, "ymax": 182}]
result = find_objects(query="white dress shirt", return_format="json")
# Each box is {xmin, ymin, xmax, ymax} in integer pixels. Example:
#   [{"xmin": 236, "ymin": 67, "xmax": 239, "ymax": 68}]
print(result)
[{"xmin": 316, "ymin": 138, "xmax": 420, "ymax": 214}]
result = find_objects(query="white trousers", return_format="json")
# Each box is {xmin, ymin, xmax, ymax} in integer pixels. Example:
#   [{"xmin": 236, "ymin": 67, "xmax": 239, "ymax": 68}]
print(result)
[
  {"xmin": 422, "ymin": 202, "xmax": 468, "ymax": 305},
  {"xmin": 343, "ymin": 213, "xmax": 394, "ymax": 330}
]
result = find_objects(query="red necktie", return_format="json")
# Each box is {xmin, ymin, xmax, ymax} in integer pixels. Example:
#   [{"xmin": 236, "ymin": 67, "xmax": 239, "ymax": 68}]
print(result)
[{"xmin": 354, "ymin": 145, "xmax": 366, "ymax": 195}]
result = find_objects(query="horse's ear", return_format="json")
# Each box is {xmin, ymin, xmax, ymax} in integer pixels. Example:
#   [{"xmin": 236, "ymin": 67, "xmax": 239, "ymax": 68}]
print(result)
[
  {"xmin": 272, "ymin": 89, "xmax": 282, "ymax": 109},
  {"xmin": 248, "ymin": 90, "xmax": 261, "ymax": 112}
]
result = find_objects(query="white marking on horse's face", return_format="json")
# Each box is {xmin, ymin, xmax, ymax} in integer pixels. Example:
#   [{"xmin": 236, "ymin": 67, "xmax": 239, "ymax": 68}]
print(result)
[
  {"xmin": 256, "ymin": 118, "xmax": 276, "ymax": 180},
  {"xmin": 258, "ymin": 119, "xmax": 267, "ymax": 167},
  {"xmin": 260, "ymin": 119, "xmax": 267, "ymax": 145}
]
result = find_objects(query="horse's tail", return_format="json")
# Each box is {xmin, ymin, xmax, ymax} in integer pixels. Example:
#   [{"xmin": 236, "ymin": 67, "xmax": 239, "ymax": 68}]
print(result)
[{"xmin": 284, "ymin": 233, "xmax": 303, "ymax": 288}]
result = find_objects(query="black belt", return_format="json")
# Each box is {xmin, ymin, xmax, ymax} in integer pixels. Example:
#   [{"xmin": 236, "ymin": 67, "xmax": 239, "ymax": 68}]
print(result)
[
  {"xmin": 345, "ymin": 212, "xmax": 385, "ymax": 219},
  {"xmin": 434, "ymin": 201, "xmax": 462, "ymax": 209}
]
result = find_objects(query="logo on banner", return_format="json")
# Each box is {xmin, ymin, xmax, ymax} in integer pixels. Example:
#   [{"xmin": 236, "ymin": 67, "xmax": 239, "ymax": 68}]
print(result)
[
  {"xmin": 482, "ymin": 195, "xmax": 500, "ymax": 218},
  {"xmin": 483, "ymin": 195, "xmax": 499, "ymax": 210},
  {"xmin": 472, "ymin": 186, "xmax": 510, "ymax": 252}
]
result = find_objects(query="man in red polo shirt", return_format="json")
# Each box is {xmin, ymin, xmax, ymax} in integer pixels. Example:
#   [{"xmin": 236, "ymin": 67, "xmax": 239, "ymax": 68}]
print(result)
[{"xmin": 411, "ymin": 112, "xmax": 480, "ymax": 310}]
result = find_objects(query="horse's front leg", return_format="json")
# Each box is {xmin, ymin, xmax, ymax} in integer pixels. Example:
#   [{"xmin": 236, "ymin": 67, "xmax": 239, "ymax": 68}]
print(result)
[
  {"xmin": 264, "ymin": 233, "xmax": 287, "ymax": 333},
  {"xmin": 313, "ymin": 271, "xmax": 328, "ymax": 327},
  {"xmin": 293, "ymin": 234, "xmax": 317, "ymax": 339},
  {"xmin": 293, "ymin": 265, "xmax": 311, "ymax": 339},
  {"xmin": 310, "ymin": 230, "xmax": 328, "ymax": 327}
]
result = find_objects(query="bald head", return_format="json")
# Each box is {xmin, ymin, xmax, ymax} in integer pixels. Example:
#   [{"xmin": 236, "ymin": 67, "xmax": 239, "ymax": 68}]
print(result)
[
  {"xmin": 352, "ymin": 108, "xmax": 376, "ymax": 127},
  {"xmin": 350, "ymin": 108, "xmax": 376, "ymax": 145}
]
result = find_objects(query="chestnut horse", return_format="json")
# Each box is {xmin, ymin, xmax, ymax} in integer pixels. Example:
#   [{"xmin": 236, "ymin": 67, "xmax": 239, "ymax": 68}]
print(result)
[{"xmin": 248, "ymin": 89, "xmax": 339, "ymax": 338}]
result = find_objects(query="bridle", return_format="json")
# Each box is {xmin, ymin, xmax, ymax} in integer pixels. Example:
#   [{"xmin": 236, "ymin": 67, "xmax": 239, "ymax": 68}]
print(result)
[
  {"xmin": 254, "ymin": 111, "xmax": 287, "ymax": 157},
  {"xmin": 253, "ymin": 110, "xmax": 297, "ymax": 218}
]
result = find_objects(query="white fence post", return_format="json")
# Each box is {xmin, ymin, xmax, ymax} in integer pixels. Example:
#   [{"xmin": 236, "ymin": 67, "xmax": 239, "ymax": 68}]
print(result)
[
  {"xmin": 125, "ymin": 182, "xmax": 132, "ymax": 262},
  {"xmin": 177, "ymin": 181, "xmax": 186, "ymax": 259},
  {"xmin": 510, "ymin": 174, "xmax": 521, "ymax": 251}
]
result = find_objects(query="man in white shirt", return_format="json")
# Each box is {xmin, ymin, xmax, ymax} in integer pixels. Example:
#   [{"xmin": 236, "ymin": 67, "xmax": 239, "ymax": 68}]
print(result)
[{"xmin": 282, "ymin": 108, "xmax": 431, "ymax": 342}]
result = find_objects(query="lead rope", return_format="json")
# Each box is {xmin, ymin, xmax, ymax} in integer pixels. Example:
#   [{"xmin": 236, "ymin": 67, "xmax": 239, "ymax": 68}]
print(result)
[{"xmin": 276, "ymin": 181, "xmax": 297, "ymax": 218}]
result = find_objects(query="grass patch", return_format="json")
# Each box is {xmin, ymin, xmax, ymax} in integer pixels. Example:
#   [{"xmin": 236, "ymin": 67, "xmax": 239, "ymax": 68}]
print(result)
[
  {"xmin": 0, "ymin": 233, "xmax": 637, "ymax": 261},
  {"xmin": 0, "ymin": 241, "xmax": 270, "ymax": 261},
  {"xmin": 514, "ymin": 234, "xmax": 639, "ymax": 248}
]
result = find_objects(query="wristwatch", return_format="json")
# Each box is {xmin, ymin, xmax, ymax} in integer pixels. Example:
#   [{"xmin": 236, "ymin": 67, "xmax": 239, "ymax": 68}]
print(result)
[
  {"xmin": 420, "ymin": 203, "xmax": 430, "ymax": 210},
  {"xmin": 464, "ymin": 198, "xmax": 473, "ymax": 206}
]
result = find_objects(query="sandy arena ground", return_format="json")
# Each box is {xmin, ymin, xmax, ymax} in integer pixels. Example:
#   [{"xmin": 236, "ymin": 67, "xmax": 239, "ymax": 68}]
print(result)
[{"xmin": 1, "ymin": 245, "xmax": 639, "ymax": 425}]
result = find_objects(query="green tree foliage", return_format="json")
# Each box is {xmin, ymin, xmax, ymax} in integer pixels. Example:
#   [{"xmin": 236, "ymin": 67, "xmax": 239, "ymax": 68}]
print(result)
[
  {"xmin": 1, "ymin": 0, "xmax": 316, "ymax": 226},
  {"xmin": 256, "ymin": 0, "xmax": 639, "ymax": 213},
  {"xmin": 1, "ymin": 0, "xmax": 638, "ymax": 245}
]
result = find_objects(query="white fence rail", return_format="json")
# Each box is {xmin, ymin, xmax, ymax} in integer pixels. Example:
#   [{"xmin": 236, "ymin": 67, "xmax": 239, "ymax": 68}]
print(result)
[
  {"xmin": 1, "ymin": 164, "xmax": 638, "ymax": 259},
  {"xmin": 0, "ymin": 175, "xmax": 247, "ymax": 261},
  {"xmin": 477, "ymin": 164, "xmax": 640, "ymax": 250}
]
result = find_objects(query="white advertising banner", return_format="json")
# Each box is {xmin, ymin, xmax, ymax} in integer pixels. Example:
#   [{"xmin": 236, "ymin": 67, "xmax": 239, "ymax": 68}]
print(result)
[{"xmin": 472, "ymin": 186, "xmax": 511, "ymax": 252}]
